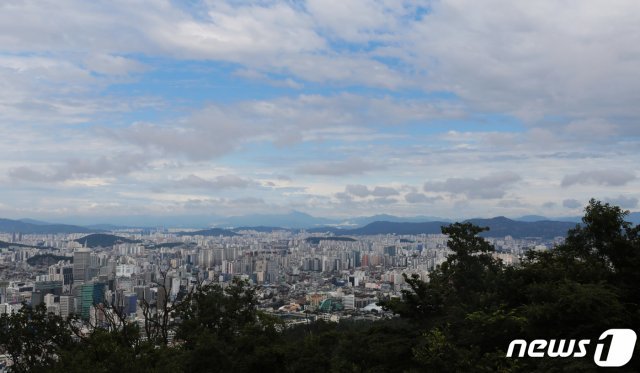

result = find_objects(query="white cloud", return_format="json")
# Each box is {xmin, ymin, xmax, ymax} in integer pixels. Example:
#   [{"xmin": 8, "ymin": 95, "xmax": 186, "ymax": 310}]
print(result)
[
  {"xmin": 305, "ymin": 0, "xmax": 407, "ymax": 42},
  {"xmin": 561, "ymin": 170, "xmax": 636, "ymax": 187},
  {"xmin": 345, "ymin": 184, "xmax": 370, "ymax": 198},
  {"xmin": 1, "ymin": 0, "xmax": 639, "ymax": 219},
  {"xmin": 342, "ymin": 184, "xmax": 401, "ymax": 198},
  {"xmin": 424, "ymin": 172, "xmax": 521, "ymax": 199},
  {"xmin": 298, "ymin": 158, "xmax": 381, "ymax": 176},
  {"xmin": 152, "ymin": 2, "xmax": 324, "ymax": 60},
  {"xmin": 84, "ymin": 54, "xmax": 147, "ymax": 76},
  {"xmin": 113, "ymin": 93, "xmax": 455, "ymax": 161},
  {"xmin": 8, "ymin": 153, "xmax": 150, "ymax": 183},
  {"xmin": 173, "ymin": 174, "xmax": 254, "ymax": 190},
  {"xmin": 605, "ymin": 195, "xmax": 639, "ymax": 209},
  {"xmin": 405, "ymin": 192, "xmax": 440, "ymax": 204},
  {"xmin": 562, "ymin": 199, "xmax": 582, "ymax": 209},
  {"xmin": 371, "ymin": 186, "xmax": 399, "ymax": 197},
  {"xmin": 407, "ymin": 0, "xmax": 640, "ymax": 124}
]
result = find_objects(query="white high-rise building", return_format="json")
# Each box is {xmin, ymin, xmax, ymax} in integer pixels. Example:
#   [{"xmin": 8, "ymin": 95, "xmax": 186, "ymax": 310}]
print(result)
[
  {"xmin": 59, "ymin": 295, "xmax": 75, "ymax": 318},
  {"xmin": 343, "ymin": 294, "xmax": 355, "ymax": 311}
]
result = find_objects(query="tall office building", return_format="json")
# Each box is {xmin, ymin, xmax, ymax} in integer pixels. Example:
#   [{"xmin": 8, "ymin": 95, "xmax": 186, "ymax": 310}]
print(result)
[
  {"xmin": 123, "ymin": 293, "xmax": 137, "ymax": 316},
  {"xmin": 80, "ymin": 282, "xmax": 105, "ymax": 320},
  {"xmin": 73, "ymin": 249, "xmax": 91, "ymax": 284}
]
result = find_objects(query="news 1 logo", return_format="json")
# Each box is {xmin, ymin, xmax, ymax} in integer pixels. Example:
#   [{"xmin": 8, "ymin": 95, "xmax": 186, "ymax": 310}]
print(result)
[{"xmin": 506, "ymin": 329, "xmax": 637, "ymax": 367}]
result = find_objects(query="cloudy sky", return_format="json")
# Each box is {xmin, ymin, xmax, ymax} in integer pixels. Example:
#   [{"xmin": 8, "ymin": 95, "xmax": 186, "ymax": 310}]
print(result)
[{"xmin": 1, "ymin": 0, "xmax": 638, "ymax": 223}]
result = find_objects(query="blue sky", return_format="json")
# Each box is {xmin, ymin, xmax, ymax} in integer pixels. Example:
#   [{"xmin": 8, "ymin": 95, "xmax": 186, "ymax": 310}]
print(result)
[{"xmin": 0, "ymin": 0, "xmax": 638, "ymax": 223}]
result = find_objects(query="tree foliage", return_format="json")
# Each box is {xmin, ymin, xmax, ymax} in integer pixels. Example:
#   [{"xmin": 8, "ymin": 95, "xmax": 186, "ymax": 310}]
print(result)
[
  {"xmin": 0, "ymin": 304, "xmax": 73, "ymax": 373},
  {"xmin": 384, "ymin": 200, "xmax": 640, "ymax": 371}
]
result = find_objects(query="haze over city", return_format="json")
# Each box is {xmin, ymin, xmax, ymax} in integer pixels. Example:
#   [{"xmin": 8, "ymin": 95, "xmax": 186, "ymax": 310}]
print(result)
[{"xmin": 1, "ymin": 0, "xmax": 638, "ymax": 224}]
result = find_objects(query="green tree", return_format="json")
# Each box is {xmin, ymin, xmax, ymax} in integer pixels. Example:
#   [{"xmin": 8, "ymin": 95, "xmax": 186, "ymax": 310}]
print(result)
[
  {"xmin": 509, "ymin": 200, "xmax": 640, "ymax": 371},
  {"xmin": 384, "ymin": 201, "xmax": 640, "ymax": 371},
  {"xmin": 176, "ymin": 278, "xmax": 285, "ymax": 372},
  {"xmin": 0, "ymin": 304, "xmax": 73, "ymax": 373},
  {"xmin": 383, "ymin": 222, "xmax": 503, "ymax": 324}
]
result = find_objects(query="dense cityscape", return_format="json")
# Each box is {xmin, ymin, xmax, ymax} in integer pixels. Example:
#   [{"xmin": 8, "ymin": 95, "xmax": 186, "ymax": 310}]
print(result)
[{"xmin": 0, "ymin": 226, "xmax": 561, "ymax": 331}]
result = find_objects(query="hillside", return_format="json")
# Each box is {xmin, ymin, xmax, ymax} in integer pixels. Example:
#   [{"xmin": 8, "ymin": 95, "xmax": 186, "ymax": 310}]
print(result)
[
  {"xmin": 0, "ymin": 240, "xmax": 34, "ymax": 249},
  {"xmin": 305, "ymin": 236, "xmax": 357, "ymax": 244},
  {"xmin": 74, "ymin": 234, "xmax": 140, "ymax": 248},
  {"xmin": 26, "ymin": 253, "xmax": 72, "ymax": 266},
  {"xmin": 312, "ymin": 221, "xmax": 446, "ymax": 236},
  {"xmin": 466, "ymin": 217, "xmax": 577, "ymax": 238},
  {"xmin": 144, "ymin": 242, "xmax": 195, "ymax": 249},
  {"xmin": 0, "ymin": 240, "xmax": 58, "ymax": 250}
]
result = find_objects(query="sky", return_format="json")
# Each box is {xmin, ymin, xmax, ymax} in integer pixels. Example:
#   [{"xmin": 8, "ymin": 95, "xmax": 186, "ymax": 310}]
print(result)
[{"xmin": 0, "ymin": 0, "xmax": 639, "ymax": 223}]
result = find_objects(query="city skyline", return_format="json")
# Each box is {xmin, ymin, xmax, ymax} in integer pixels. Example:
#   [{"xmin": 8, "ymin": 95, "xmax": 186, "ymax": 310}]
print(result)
[{"xmin": 1, "ymin": 0, "xmax": 639, "ymax": 221}]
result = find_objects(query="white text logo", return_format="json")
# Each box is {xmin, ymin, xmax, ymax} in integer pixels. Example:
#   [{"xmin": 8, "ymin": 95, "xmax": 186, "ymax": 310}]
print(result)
[{"xmin": 506, "ymin": 329, "xmax": 637, "ymax": 367}]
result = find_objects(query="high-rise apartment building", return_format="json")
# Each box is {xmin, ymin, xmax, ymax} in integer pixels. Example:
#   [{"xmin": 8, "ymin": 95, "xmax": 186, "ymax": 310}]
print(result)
[{"xmin": 59, "ymin": 295, "xmax": 75, "ymax": 318}]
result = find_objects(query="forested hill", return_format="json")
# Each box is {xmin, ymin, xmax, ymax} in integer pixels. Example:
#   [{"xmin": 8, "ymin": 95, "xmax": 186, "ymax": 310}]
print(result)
[
  {"xmin": 74, "ymin": 234, "xmax": 140, "ymax": 248},
  {"xmin": 26, "ymin": 253, "xmax": 72, "ymax": 266},
  {"xmin": 305, "ymin": 236, "xmax": 357, "ymax": 244},
  {"xmin": 0, "ymin": 240, "xmax": 57, "ymax": 250},
  {"xmin": 466, "ymin": 216, "xmax": 577, "ymax": 238},
  {"xmin": 309, "ymin": 217, "xmax": 577, "ymax": 238}
]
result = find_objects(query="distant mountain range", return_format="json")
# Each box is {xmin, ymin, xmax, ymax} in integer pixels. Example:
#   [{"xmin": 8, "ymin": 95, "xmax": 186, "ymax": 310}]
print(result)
[
  {"xmin": 0, "ymin": 218, "xmax": 97, "ymax": 234},
  {"xmin": 211, "ymin": 211, "xmax": 336, "ymax": 229},
  {"xmin": 515, "ymin": 212, "xmax": 640, "ymax": 224},
  {"xmin": 309, "ymin": 217, "xmax": 578, "ymax": 239},
  {"xmin": 0, "ymin": 211, "xmax": 638, "ymax": 237},
  {"xmin": 17, "ymin": 218, "xmax": 53, "ymax": 225},
  {"xmin": 308, "ymin": 221, "xmax": 446, "ymax": 236},
  {"xmin": 466, "ymin": 217, "xmax": 577, "ymax": 238},
  {"xmin": 514, "ymin": 215, "xmax": 558, "ymax": 222},
  {"xmin": 338, "ymin": 214, "xmax": 452, "ymax": 227},
  {"xmin": 83, "ymin": 223, "xmax": 141, "ymax": 231}
]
